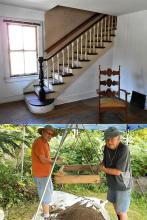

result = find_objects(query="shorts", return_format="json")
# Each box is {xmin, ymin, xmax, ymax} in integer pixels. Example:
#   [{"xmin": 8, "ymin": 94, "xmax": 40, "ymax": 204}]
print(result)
[
  {"xmin": 34, "ymin": 177, "xmax": 53, "ymax": 204},
  {"xmin": 107, "ymin": 188, "xmax": 131, "ymax": 213}
]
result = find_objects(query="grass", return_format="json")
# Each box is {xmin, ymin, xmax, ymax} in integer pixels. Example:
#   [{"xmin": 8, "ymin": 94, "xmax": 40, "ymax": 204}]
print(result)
[
  {"xmin": 5, "ymin": 185, "xmax": 147, "ymax": 220},
  {"xmin": 5, "ymin": 202, "xmax": 38, "ymax": 220}
]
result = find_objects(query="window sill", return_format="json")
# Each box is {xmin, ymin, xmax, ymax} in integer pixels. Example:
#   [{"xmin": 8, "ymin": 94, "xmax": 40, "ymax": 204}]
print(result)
[{"xmin": 4, "ymin": 74, "xmax": 38, "ymax": 83}]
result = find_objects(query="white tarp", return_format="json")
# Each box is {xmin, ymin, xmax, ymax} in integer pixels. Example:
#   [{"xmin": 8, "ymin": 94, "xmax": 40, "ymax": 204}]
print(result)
[{"xmin": 33, "ymin": 191, "xmax": 110, "ymax": 220}]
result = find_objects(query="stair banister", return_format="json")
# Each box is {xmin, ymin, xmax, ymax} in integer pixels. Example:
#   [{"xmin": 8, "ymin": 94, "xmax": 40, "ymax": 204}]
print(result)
[
  {"xmin": 37, "ymin": 14, "xmax": 117, "ymax": 102},
  {"xmin": 44, "ymin": 14, "xmax": 107, "ymax": 61}
]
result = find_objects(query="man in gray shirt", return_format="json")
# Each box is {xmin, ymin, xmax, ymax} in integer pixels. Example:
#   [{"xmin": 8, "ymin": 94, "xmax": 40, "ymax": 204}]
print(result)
[{"xmin": 99, "ymin": 127, "xmax": 132, "ymax": 220}]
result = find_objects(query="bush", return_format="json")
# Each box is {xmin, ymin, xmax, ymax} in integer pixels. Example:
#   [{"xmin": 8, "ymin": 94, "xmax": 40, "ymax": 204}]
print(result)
[
  {"xmin": 131, "ymin": 153, "xmax": 147, "ymax": 177},
  {"xmin": 0, "ymin": 163, "xmax": 37, "ymax": 208}
]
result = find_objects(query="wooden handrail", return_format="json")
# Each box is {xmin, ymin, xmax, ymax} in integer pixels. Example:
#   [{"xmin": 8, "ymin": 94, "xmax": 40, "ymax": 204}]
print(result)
[
  {"xmin": 45, "ymin": 13, "xmax": 98, "ymax": 54},
  {"xmin": 44, "ymin": 13, "xmax": 106, "ymax": 61}
]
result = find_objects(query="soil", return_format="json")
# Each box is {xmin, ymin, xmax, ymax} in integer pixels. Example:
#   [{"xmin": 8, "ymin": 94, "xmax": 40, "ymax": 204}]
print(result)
[{"xmin": 57, "ymin": 202, "xmax": 105, "ymax": 220}]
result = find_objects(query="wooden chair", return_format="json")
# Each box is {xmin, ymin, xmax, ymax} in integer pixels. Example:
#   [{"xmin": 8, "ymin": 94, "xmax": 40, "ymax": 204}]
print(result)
[{"xmin": 96, "ymin": 65, "xmax": 130, "ymax": 122}]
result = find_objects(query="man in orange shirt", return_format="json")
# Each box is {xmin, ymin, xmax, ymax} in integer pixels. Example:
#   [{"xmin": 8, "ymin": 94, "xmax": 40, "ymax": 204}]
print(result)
[{"xmin": 32, "ymin": 125, "xmax": 57, "ymax": 220}]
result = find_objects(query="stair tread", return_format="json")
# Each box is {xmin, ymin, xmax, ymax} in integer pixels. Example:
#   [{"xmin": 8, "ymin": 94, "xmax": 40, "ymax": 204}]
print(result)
[
  {"xmin": 59, "ymin": 64, "xmax": 82, "ymax": 69},
  {"xmin": 50, "ymin": 71, "xmax": 73, "ymax": 76},
  {"xmin": 25, "ymin": 93, "xmax": 54, "ymax": 106},
  {"xmin": 34, "ymin": 86, "xmax": 55, "ymax": 94}
]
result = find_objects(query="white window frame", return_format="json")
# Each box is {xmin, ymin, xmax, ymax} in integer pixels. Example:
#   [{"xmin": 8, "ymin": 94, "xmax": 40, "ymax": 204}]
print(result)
[{"xmin": 1, "ymin": 17, "xmax": 44, "ymax": 82}]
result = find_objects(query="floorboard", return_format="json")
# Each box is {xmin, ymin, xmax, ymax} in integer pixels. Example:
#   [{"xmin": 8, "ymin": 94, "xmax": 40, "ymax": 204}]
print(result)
[{"xmin": 0, "ymin": 98, "xmax": 146, "ymax": 124}]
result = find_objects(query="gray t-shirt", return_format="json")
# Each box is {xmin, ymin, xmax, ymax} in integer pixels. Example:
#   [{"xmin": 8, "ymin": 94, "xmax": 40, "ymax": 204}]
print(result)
[{"xmin": 103, "ymin": 142, "xmax": 132, "ymax": 191}]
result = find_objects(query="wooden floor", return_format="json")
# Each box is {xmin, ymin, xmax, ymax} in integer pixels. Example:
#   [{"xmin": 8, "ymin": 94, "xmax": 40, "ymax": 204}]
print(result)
[{"xmin": 0, "ymin": 97, "xmax": 146, "ymax": 124}]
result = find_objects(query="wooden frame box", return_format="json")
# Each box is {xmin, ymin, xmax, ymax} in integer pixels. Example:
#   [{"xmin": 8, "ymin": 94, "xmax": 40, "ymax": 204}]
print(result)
[{"xmin": 54, "ymin": 165, "xmax": 100, "ymax": 184}]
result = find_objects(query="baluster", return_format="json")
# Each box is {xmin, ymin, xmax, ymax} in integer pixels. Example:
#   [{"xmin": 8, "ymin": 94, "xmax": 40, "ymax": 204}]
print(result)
[
  {"xmin": 100, "ymin": 20, "xmax": 103, "ymax": 47},
  {"xmin": 114, "ymin": 16, "xmax": 117, "ymax": 29},
  {"xmin": 93, "ymin": 25, "xmax": 96, "ymax": 53},
  {"xmin": 43, "ymin": 61, "xmax": 46, "ymax": 82},
  {"xmin": 71, "ymin": 42, "xmax": 74, "ymax": 68},
  {"xmin": 67, "ymin": 45, "xmax": 70, "ymax": 73},
  {"xmin": 76, "ymin": 38, "xmax": 79, "ymax": 67},
  {"xmin": 57, "ymin": 53, "xmax": 60, "ymax": 82},
  {"xmin": 96, "ymin": 22, "xmax": 99, "ymax": 47},
  {"xmin": 62, "ymin": 49, "xmax": 65, "ymax": 75},
  {"xmin": 45, "ymin": 61, "xmax": 49, "ymax": 89},
  {"xmin": 85, "ymin": 32, "xmax": 88, "ymax": 60},
  {"xmin": 104, "ymin": 16, "xmax": 107, "ymax": 41},
  {"xmin": 89, "ymin": 28, "xmax": 92, "ymax": 53},
  {"xmin": 80, "ymin": 35, "xmax": 83, "ymax": 60},
  {"xmin": 48, "ymin": 60, "xmax": 53, "ymax": 90},
  {"xmin": 107, "ymin": 15, "xmax": 110, "ymax": 41},
  {"xmin": 113, "ymin": 16, "xmax": 116, "ymax": 35},
  {"xmin": 51, "ymin": 57, "xmax": 55, "ymax": 84},
  {"xmin": 110, "ymin": 16, "xmax": 113, "ymax": 36},
  {"xmin": 112, "ymin": 16, "xmax": 114, "ymax": 33}
]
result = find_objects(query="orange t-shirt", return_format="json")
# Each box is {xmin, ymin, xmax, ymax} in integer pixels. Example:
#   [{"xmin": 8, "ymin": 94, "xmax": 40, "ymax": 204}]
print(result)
[{"xmin": 32, "ymin": 137, "xmax": 52, "ymax": 177}]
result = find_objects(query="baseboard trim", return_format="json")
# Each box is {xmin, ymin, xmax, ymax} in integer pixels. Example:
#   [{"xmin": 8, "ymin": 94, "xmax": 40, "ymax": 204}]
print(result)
[{"xmin": 0, "ymin": 95, "xmax": 24, "ymax": 104}]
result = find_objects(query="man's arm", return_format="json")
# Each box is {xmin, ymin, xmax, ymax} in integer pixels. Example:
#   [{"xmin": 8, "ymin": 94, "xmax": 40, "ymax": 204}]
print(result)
[
  {"xmin": 39, "ymin": 155, "xmax": 54, "ymax": 164},
  {"xmin": 99, "ymin": 163, "xmax": 122, "ymax": 176}
]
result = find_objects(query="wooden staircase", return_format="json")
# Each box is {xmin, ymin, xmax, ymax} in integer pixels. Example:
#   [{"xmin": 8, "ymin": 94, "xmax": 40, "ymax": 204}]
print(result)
[{"xmin": 24, "ymin": 14, "xmax": 117, "ymax": 114}]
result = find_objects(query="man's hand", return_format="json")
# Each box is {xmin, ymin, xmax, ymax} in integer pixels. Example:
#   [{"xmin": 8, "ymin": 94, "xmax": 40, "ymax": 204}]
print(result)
[
  {"xmin": 39, "ymin": 155, "xmax": 54, "ymax": 164},
  {"xmin": 99, "ymin": 161, "xmax": 122, "ymax": 176},
  {"xmin": 52, "ymin": 157, "xmax": 62, "ymax": 165},
  {"xmin": 99, "ymin": 162, "xmax": 106, "ymax": 172}
]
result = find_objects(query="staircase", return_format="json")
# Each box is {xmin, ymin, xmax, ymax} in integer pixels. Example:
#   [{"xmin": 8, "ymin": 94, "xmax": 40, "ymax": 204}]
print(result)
[{"xmin": 24, "ymin": 14, "xmax": 117, "ymax": 114}]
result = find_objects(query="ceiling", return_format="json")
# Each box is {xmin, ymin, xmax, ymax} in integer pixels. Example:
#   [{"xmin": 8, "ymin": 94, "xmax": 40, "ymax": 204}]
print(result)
[{"xmin": 0, "ymin": 0, "xmax": 147, "ymax": 15}]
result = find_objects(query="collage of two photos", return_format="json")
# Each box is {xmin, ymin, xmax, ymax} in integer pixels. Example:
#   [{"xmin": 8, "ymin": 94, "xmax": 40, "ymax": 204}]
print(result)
[{"xmin": 0, "ymin": 1, "xmax": 147, "ymax": 220}]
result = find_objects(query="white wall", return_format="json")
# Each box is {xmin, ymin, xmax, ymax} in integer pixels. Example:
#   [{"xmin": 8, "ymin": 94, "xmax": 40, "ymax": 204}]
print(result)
[
  {"xmin": 45, "ymin": 6, "xmax": 94, "ymax": 50},
  {"xmin": 113, "ymin": 10, "xmax": 147, "ymax": 108},
  {"xmin": 55, "ymin": 49, "xmax": 113, "ymax": 105},
  {"xmin": 0, "ymin": 4, "xmax": 44, "ymax": 103}
]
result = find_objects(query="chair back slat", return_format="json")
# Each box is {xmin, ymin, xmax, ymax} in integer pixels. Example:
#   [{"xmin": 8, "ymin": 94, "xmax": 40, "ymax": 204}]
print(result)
[
  {"xmin": 97, "ymin": 65, "xmax": 129, "ymax": 123},
  {"xmin": 99, "ymin": 65, "xmax": 120, "ymax": 98}
]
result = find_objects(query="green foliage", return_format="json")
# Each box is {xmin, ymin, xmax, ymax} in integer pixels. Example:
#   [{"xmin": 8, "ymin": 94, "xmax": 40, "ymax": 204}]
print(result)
[
  {"xmin": 129, "ymin": 128, "xmax": 147, "ymax": 177},
  {"xmin": 0, "ymin": 125, "xmax": 37, "ymax": 159},
  {"xmin": 131, "ymin": 153, "xmax": 147, "ymax": 176},
  {"xmin": 0, "ymin": 161, "xmax": 37, "ymax": 208},
  {"xmin": 56, "ymin": 130, "xmax": 104, "ymax": 166}
]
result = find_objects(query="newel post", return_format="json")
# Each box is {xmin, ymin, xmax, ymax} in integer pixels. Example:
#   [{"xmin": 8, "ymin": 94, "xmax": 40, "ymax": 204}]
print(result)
[{"xmin": 38, "ymin": 57, "xmax": 46, "ymax": 102}]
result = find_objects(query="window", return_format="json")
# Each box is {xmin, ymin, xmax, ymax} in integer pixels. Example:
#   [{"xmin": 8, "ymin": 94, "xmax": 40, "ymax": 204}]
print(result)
[{"xmin": 7, "ymin": 22, "xmax": 39, "ymax": 77}]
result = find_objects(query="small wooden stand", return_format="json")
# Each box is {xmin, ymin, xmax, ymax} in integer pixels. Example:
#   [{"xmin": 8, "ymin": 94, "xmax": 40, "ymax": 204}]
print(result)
[{"xmin": 54, "ymin": 165, "xmax": 100, "ymax": 184}]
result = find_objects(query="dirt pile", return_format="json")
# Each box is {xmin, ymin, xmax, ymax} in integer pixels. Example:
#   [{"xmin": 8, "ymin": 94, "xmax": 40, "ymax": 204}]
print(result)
[{"xmin": 57, "ymin": 202, "xmax": 105, "ymax": 220}]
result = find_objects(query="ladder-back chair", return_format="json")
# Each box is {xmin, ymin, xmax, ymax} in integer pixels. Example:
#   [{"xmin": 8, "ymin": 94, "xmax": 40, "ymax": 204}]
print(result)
[{"xmin": 97, "ymin": 65, "xmax": 130, "ymax": 122}]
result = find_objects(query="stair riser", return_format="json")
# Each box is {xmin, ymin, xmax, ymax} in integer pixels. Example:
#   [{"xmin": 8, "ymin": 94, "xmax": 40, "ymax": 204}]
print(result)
[{"xmin": 26, "ymin": 99, "xmax": 55, "ymax": 114}]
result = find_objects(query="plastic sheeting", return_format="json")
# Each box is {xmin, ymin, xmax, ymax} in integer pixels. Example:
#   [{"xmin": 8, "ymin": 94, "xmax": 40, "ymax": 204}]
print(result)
[{"xmin": 33, "ymin": 191, "xmax": 110, "ymax": 220}]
